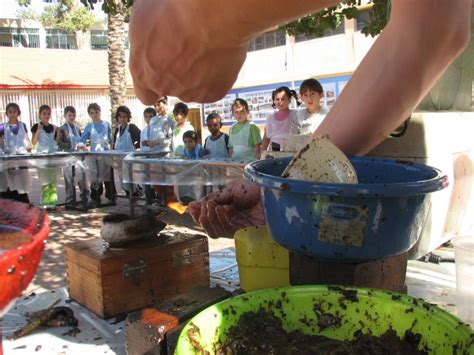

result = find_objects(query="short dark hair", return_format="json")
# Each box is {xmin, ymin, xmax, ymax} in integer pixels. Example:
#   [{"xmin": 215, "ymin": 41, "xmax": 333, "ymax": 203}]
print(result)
[
  {"xmin": 183, "ymin": 130, "xmax": 197, "ymax": 142},
  {"xmin": 115, "ymin": 105, "xmax": 132, "ymax": 121},
  {"xmin": 299, "ymin": 78, "xmax": 323, "ymax": 95},
  {"xmin": 64, "ymin": 106, "xmax": 76, "ymax": 116},
  {"xmin": 155, "ymin": 96, "xmax": 168, "ymax": 105},
  {"xmin": 39, "ymin": 104, "xmax": 51, "ymax": 115},
  {"xmin": 231, "ymin": 98, "xmax": 249, "ymax": 113},
  {"xmin": 143, "ymin": 107, "xmax": 157, "ymax": 116},
  {"xmin": 87, "ymin": 103, "xmax": 101, "ymax": 114},
  {"xmin": 206, "ymin": 112, "xmax": 221, "ymax": 122},
  {"xmin": 6, "ymin": 102, "xmax": 21, "ymax": 116},
  {"xmin": 173, "ymin": 102, "xmax": 189, "ymax": 116}
]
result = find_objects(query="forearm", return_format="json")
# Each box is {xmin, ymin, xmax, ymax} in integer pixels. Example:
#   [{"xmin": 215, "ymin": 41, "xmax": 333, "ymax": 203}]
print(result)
[
  {"xmin": 314, "ymin": 0, "xmax": 471, "ymax": 156},
  {"xmin": 261, "ymin": 135, "xmax": 270, "ymax": 151},
  {"xmin": 31, "ymin": 131, "xmax": 39, "ymax": 145},
  {"xmin": 254, "ymin": 144, "xmax": 262, "ymax": 159}
]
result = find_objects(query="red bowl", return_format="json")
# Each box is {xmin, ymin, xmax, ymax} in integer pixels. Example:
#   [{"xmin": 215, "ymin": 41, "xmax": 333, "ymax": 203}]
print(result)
[{"xmin": 0, "ymin": 199, "xmax": 50, "ymax": 312}]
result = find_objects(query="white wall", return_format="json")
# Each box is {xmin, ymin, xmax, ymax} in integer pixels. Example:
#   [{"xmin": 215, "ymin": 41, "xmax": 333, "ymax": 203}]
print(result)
[{"xmin": 234, "ymin": 31, "xmax": 377, "ymax": 89}]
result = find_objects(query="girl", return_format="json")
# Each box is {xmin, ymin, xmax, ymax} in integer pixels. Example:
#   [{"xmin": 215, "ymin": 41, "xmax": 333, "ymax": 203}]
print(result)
[
  {"xmin": 31, "ymin": 104, "xmax": 60, "ymax": 209},
  {"xmin": 261, "ymin": 86, "xmax": 299, "ymax": 151},
  {"xmin": 291, "ymin": 78, "xmax": 329, "ymax": 135},
  {"xmin": 172, "ymin": 102, "xmax": 194, "ymax": 157},
  {"xmin": 228, "ymin": 98, "xmax": 261, "ymax": 160},
  {"xmin": 183, "ymin": 130, "xmax": 205, "ymax": 159},
  {"xmin": 112, "ymin": 106, "xmax": 141, "ymax": 196},
  {"xmin": 113, "ymin": 106, "xmax": 141, "ymax": 151},
  {"xmin": 0, "ymin": 103, "xmax": 32, "ymax": 203}
]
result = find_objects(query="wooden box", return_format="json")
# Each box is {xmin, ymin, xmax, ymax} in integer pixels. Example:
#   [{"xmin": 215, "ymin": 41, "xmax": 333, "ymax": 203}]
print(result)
[{"xmin": 65, "ymin": 234, "xmax": 210, "ymax": 319}]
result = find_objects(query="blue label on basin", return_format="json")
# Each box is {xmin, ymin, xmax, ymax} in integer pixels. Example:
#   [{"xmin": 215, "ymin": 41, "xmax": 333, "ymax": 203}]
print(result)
[{"xmin": 318, "ymin": 201, "xmax": 368, "ymax": 247}]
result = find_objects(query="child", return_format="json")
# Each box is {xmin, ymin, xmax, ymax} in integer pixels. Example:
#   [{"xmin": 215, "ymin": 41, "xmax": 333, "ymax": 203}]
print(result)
[
  {"xmin": 228, "ymin": 98, "xmax": 262, "ymax": 160},
  {"xmin": 112, "ymin": 105, "xmax": 141, "ymax": 196},
  {"xmin": 262, "ymin": 86, "xmax": 299, "ymax": 151},
  {"xmin": 140, "ymin": 107, "xmax": 158, "ymax": 204},
  {"xmin": 113, "ymin": 105, "xmax": 141, "ymax": 151},
  {"xmin": 178, "ymin": 130, "xmax": 204, "ymax": 203},
  {"xmin": 203, "ymin": 113, "xmax": 229, "ymax": 158},
  {"xmin": 290, "ymin": 78, "xmax": 329, "ymax": 135},
  {"xmin": 59, "ymin": 106, "xmax": 89, "ymax": 209},
  {"xmin": 183, "ymin": 130, "xmax": 205, "ymax": 158},
  {"xmin": 172, "ymin": 102, "xmax": 194, "ymax": 157},
  {"xmin": 140, "ymin": 107, "xmax": 156, "ymax": 152},
  {"xmin": 80, "ymin": 103, "xmax": 117, "ymax": 207},
  {"xmin": 145, "ymin": 96, "xmax": 174, "ymax": 153},
  {"xmin": 0, "ymin": 102, "xmax": 32, "ymax": 203},
  {"xmin": 31, "ymin": 104, "xmax": 61, "ymax": 209}
]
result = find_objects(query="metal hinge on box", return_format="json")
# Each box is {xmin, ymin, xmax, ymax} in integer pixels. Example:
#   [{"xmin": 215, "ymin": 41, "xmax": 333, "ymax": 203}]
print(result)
[
  {"xmin": 173, "ymin": 248, "xmax": 193, "ymax": 267},
  {"xmin": 123, "ymin": 259, "xmax": 147, "ymax": 279}
]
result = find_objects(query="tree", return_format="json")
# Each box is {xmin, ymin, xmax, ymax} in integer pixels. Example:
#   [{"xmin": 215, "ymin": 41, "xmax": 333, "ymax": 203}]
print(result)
[
  {"xmin": 279, "ymin": 0, "xmax": 390, "ymax": 38},
  {"xmin": 81, "ymin": 0, "xmax": 133, "ymax": 131}
]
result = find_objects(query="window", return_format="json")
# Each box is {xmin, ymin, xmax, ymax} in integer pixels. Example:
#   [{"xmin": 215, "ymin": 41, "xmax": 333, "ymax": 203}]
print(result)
[
  {"xmin": 295, "ymin": 21, "xmax": 345, "ymax": 42},
  {"xmin": 46, "ymin": 29, "xmax": 77, "ymax": 49},
  {"xmin": 248, "ymin": 30, "xmax": 286, "ymax": 52},
  {"xmin": 91, "ymin": 30, "xmax": 107, "ymax": 50},
  {"xmin": 356, "ymin": 11, "xmax": 370, "ymax": 32},
  {"xmin": 0, "ymin": 27, "xmax": 40, "ymax": 48}
]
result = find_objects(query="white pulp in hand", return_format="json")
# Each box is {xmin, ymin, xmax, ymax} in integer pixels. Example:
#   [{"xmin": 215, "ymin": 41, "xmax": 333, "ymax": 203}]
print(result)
[{"xmin": 282, "ymin": 135, "xmax": 358, "ymax": 183}]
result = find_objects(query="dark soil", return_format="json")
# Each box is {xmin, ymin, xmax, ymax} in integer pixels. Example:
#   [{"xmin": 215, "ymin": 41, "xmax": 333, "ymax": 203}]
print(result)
[{"xmin": 216, "ymin": 308, "xmax": 427, "ymax": 355}]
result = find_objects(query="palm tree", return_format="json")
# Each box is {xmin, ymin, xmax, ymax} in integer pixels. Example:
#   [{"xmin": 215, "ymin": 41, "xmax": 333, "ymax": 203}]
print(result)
[{"xmin": 105, "ymin": 1, "xmax": 127, "ymax": 132}]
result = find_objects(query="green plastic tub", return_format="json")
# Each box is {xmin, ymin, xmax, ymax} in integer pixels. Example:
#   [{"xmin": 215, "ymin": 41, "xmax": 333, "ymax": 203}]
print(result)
[{"xmin": 175, "ymin": 285, "xmax": 473, "ymax": 354}]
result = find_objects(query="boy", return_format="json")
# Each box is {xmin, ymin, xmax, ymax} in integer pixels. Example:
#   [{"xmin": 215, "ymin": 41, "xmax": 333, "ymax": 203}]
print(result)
[
  {"xmin": 59, "ymin": 106, "xmax": 89, "ymax": 209},
  {"xmin": 203, "ymin": 113, "xmax": 229, "ymax": 158},
  {"xmin": 144, "ymin": 96, "xmax": 174, "ymax": 153},
  {"xmin": 80, "ymin": 103, "xmax": 117, "ymax": 207},
  {"xmin": 140, "ymin": 107, "xmax": 156, "ymax": 152}
]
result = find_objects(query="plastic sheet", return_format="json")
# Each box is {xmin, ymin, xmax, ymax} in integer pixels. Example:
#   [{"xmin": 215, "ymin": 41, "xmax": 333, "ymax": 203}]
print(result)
[{"xmin": 122, "ymin": 152, "xmax": 247, "ymax": 186}]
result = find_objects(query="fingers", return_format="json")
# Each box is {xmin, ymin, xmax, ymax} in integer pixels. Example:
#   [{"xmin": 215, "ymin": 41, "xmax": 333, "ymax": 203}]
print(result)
[
  {"xmin": 188, "ymin": 201, "xmax": 201, "ymax": 224},
  {"xmin": 230, "ymin": 181, "xmax": 261, "ymax": 210}
]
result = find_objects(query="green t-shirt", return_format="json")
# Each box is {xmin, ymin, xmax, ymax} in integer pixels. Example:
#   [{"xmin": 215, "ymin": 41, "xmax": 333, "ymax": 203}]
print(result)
[{"xmin": 229, "ymin": 121, "xmax": 262, "ymax": 147}]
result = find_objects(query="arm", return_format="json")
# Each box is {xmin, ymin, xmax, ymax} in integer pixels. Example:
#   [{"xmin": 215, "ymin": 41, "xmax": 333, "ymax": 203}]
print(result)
[
  {"xmin": 130, "ymin": 124, "xmax": 142, "ymax": 149},
  {"xmin": 31, "ymin": 124, "xmax": 40, "ymax": 146},
  {"xmin": 55, "ymin": 126, "xmax": 60, "ymax": 144},
  {"xmin": 261, "ymin": 132, "xmax": 270, "ymax": 152},
  {"xmin": 80, "ymin": 124, "xmax": 91, "ymax": 144},
  {"xmin": 129, "ymin": 0, "xmax": 338, "ymax": 104},
  {"xmin": 313, "ymin": 0, "xmax": 472, "ymax": 156}
]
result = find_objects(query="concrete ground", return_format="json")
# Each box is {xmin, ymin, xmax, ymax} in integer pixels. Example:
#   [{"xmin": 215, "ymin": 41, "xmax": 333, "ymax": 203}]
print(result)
[{"xmin": 24, "ymin": 172, "xmax": 234, "ymax": 294}]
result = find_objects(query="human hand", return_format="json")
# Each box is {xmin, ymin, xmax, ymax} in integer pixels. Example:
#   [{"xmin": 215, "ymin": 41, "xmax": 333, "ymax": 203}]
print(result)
[
  {"xmin": 129, "ymin": 0, "xmax": 248, "ymax": 104},
  {"xmin": 188, "ymin": 179, "xmax": 265, "ymax": 238}
]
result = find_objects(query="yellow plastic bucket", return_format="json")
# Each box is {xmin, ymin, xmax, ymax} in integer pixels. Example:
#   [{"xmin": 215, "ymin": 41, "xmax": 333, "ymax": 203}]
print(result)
[{"xmin": 234, "ymin": 226, "xmax": 289, "ymax": 292}]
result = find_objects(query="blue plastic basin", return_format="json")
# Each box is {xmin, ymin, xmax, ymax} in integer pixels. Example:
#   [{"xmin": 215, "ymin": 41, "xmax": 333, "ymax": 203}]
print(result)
[{"xmin": 244, "ymin": 156, "xmax": 448, "ymax": 262}]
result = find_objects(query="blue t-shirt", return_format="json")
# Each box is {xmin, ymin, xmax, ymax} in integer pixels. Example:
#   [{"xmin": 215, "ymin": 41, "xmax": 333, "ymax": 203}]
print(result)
[{"xmin": 184, "ymin": 144, "xmax": 205, "ymax": 159}]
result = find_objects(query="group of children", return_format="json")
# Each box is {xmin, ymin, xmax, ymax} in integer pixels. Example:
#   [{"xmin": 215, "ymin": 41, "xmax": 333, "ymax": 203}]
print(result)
[{"xmin": 0, "ymin": 77, "xmax": 326, "ymax": 208}]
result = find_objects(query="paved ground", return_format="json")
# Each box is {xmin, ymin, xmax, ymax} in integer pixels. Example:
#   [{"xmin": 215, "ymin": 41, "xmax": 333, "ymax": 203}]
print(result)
[{"xmin": 24, "ymin": 173, "xmax": 234, "ymax": 294}]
